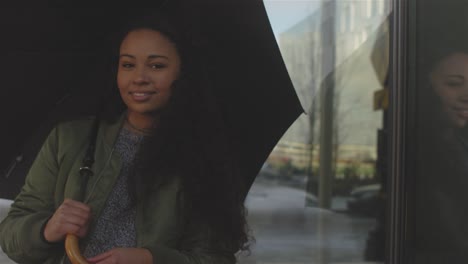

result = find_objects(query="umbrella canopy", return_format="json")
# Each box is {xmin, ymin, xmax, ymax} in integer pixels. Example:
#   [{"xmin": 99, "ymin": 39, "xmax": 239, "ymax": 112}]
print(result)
[{"xmin": 0, "ymin": 2, "xmax": 303, "ymax": 199}]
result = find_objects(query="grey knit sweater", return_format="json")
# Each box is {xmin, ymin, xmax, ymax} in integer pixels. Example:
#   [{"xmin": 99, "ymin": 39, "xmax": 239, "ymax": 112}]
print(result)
[{"xmin": 65, "ymin": 127, "xmax": 143, "ymax": 262}]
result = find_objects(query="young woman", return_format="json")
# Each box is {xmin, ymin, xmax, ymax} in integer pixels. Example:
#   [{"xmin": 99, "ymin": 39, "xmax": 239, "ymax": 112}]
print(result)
[{"xmin": 0, "ymin": 14, "xmax": 250, "ymax": 264}]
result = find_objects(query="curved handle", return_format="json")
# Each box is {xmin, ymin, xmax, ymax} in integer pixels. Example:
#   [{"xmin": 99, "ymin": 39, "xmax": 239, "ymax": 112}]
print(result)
[{"xmin": 65, "ymin": 234, "xmax": 89, "ymax": 264}]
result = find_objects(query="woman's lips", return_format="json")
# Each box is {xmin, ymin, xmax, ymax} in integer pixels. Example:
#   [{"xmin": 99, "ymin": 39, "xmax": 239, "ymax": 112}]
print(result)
[
  {"xmin": 129, "ymin": 91, "xmax": 156, "ymax": 102},
  {"xmin": 458, "ymin": 110, "xmax": 468, "ymax": 119},
  {"xmin": 450, "ymin": 107, "xmax": 468, "ymax": 120}
]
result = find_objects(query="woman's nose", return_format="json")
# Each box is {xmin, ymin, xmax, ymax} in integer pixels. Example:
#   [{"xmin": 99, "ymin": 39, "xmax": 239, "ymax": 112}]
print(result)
[
  {"xmin": 458, "ymin": 85, "xmax": 468, "ymax": 103},
  {"xmin": 133, "ymin": 68, "xmax": 150, "ymax": 85},
  {"xmin": 459, "ymin": 94, "xmax": 468, "ymax": 104}
]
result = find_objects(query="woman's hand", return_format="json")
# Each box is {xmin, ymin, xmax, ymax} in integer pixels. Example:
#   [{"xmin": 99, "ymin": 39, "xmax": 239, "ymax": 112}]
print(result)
[
  {"xmin": 87, "ymin": 248, "xmax": 153, "ymax": 264},
  {"xmin": 43, "ymin": 198, "xmax": 91, "ymax": 242}
]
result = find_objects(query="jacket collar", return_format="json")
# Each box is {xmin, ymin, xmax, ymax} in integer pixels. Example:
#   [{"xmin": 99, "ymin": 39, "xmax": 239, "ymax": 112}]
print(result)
[{"xmin": 102, "ymin": 112, "xmax": 127, "ymax": 149}]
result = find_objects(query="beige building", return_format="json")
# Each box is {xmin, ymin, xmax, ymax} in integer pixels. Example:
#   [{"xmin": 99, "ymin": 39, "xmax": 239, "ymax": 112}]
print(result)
[{"xmin": 270, "ymin": 0, "xmax": 391, "ymax": 171}]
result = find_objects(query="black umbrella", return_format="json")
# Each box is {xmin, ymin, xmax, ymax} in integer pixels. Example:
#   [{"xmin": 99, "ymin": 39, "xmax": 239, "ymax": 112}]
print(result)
[{"xmin": 0, "ymin": 3, "xmax": 302, "ymax": 198}]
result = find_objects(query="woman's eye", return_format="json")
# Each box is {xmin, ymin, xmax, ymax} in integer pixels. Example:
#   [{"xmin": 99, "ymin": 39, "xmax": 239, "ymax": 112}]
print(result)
[
  {"xmin": 446, "ymin": 80, "xmax": 464, "ymax": 87},
  {"xmin": 121, "ymin": 63, "xmax": 134, "ymax": 69},
  {"xmin": 150, "ymin": 64, "xmax": 166, "ymax": 69},
  {"xmin": 445, "ymin": 76, "xmax": 464, "ymax": 87},
  {"xmin": 447, "ymin": 82, "xmax": 462, "ymax": 87}
]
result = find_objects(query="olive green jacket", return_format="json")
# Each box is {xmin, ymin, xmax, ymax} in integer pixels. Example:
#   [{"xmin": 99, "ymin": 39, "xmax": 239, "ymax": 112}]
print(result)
[{"xmin": 0, "ymin": 115, "xmax": 236, "ymax": 264}]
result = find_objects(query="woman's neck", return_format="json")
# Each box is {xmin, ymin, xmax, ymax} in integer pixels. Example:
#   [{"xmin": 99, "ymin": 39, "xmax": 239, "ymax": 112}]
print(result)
[{"xmin": 125, "ymin": 113, "xmax": 157, "ymax": 135}]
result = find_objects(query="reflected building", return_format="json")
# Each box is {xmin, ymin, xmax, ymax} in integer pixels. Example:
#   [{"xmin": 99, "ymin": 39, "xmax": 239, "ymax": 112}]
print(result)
[{"xmin": 271, "ymin": 0, "xmax": 391, "ymax": 177}]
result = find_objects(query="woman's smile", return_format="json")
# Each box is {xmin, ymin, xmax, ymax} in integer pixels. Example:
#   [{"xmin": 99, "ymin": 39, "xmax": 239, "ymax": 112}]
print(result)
[
  {"xmin": 453, "ymin": 107, "xmax": 468, "ymax": 119},
  {"xmin": 129, "ymin": 91, "xmax": 158, "ymax": 102}
]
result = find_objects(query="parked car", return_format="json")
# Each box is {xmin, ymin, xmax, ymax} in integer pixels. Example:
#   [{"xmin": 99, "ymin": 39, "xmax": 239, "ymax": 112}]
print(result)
[{"xmin": 346, "ymin": 184, "xmax": 381, "ymax": 217}]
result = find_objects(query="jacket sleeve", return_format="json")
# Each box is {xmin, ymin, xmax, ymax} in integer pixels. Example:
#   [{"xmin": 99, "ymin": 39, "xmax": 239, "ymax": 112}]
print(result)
[{"xmin": 0, "ymin": 127, "xmax": 62, "ymax": 263}]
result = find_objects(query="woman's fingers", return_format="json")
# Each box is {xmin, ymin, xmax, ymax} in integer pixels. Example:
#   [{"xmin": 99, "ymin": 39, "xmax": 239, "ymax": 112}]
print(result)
[
  {"xmin": 61, "ymin": 199, "xmax": 91, "ymax": 218},
  {"xmin": 43, "ymin": 199, "xmax": 92, "ymax": 242},
  {"xmin": 57, "ymin": 200, "xmax": 91, "ymax": 227},
  {"xmin": 57, "ymin": 209, "xmax": 89, "ymax": 226},
  {"xmin": 87, "ymin": 250, "xmax": 114, "ymax": 263},
  {"xmin": 76, "ymin": 222, "xmax": 89, "ymax": 238}
]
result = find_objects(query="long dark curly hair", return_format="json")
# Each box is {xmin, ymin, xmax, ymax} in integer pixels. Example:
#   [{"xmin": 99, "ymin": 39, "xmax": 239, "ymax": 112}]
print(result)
[{"xmin": 102, "ymin": 12, "xmax": 252, "ymax": 254}]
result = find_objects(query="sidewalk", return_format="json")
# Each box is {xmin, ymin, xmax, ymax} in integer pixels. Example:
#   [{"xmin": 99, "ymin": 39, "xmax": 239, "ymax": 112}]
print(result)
[{"xmin": 238, "ymin": 183, "xmax": 381, "ymax": 264}]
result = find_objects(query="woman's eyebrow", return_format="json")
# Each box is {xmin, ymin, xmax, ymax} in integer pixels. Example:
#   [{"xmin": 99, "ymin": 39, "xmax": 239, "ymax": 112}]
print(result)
[
  {"xmin": 148, "ymin": 54, "xmax": 169, "ymax": 60},
  {"xmin": 119, "ymin": 54, "xmax": 169, "ymax": 59},
  {"xmin": 119, "ymin": 54, "xmax": 135, "ymax": 59},
  {"xmin": 446, "ymin": 74, "xmax": 465, "ymax": 79}
]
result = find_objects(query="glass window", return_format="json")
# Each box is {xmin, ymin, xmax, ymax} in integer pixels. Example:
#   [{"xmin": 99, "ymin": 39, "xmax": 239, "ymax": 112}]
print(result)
[
  {"xmin": 408, "ymin": 0, "xmax": 468, "ymax": 263},
  {"xmin": 239, "ymin": 1, "xmax": 391, "ymax": 263}
]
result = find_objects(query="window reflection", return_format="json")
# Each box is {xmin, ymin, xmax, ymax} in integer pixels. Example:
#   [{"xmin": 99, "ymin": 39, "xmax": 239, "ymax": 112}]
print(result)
[
  {"xmin": 410, "ymin": 1, "xmax": 468, "ymax": 262},
  {"xmin": 240, "ymin": 1, "xmax": 390, "ymax": 263},
  {"xmin": 415, "ymin": 44, "xmax": 468, "ymax": 263}
]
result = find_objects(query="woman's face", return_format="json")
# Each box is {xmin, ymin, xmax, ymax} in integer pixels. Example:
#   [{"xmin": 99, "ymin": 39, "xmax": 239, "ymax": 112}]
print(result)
[
  {"xmin": 118, "ymin": 29, "xmax": 181, "ymax": 119},
  {"xmin": 431, "ymin": 52, "xmax": 468, "ymax": 128}
]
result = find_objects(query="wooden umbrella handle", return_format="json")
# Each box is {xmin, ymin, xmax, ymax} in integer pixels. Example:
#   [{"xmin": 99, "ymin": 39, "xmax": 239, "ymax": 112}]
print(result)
[{"xmin": 65, "ymin": 234, "xmax": 89, "ymax": 264}]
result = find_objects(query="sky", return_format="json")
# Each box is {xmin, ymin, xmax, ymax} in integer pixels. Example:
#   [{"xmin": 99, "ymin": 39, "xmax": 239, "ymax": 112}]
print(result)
[{"xmin": 263, "ymin": 0, "xmax": 321, "ymax": 39}]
